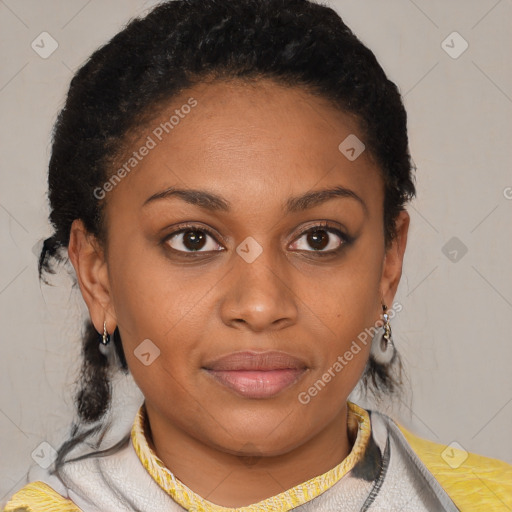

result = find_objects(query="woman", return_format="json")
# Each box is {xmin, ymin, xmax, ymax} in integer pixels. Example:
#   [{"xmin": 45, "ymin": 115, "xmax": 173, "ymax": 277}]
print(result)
[{"xmin": 3, "ymin": 0, "xmax": 511, "ymax": 510}]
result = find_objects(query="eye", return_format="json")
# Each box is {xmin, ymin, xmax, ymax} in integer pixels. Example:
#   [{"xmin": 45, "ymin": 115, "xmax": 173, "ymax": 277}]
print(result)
[
  {"xmin": 290, "ymin": 223, "xmax": 349, "ymax": 253},
  {"xmin": 165, "ymin": 226, "xmax": 224, "ymax": 253}
]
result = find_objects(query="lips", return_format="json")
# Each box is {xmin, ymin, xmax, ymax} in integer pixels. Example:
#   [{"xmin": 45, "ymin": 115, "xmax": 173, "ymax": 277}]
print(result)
[{"xmin": 203, "ymin": 351, "xmax": 308, "ymax": 399}]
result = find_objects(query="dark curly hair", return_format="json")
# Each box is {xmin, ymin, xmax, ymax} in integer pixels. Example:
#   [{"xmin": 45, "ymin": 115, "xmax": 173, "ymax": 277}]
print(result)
[{"xmin": 39, "ymin": 0, "xmax": 416, "ymax": 475}]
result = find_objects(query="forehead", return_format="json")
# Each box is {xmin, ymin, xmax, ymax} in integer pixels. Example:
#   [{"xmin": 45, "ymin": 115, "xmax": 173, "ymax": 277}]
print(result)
[{"xmin": 106, "ymin": 78, "xmax": 383, "ymax": 215}]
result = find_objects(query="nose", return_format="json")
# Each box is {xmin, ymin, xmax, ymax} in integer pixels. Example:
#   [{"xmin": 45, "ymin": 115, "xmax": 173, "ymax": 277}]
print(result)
[{"xmin": 219, "ymin": 246, "xmax": 299, "ymax": 332}]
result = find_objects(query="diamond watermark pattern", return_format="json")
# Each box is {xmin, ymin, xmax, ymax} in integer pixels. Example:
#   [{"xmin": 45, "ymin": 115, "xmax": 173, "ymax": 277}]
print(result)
[
  {"xmin": 134, "ymin": 339, "xmax": 161, "ymax": 366},
  {"xmin": 31, "ymin": 32, "xmax": 59, "ymax": 59},
  {"xmin": 338, "ymin": 134, "xmax": 365, "ymax": 161},
  {"xmin": 442, "ymin": 236, "xmax": 468, "ymax": 263},
  {"xmin": 236, "ymin": 236, "xmax": 263, "ymax": 263},
  {"xmin": 441, "ymin": 31, "xmax": 468, "ymax": 59},
  {"xmin": 441, "ymin": 441, "xmax": 469, "ymax": 469},
  {"xmin": 31, "ymin": 441, "xmax": 57, "ymax": 469},
  {"xmin": 31, "ymin": 238, "xmax": 45, "ymax": 261},
  {"xmin": 237, "ymin": 442, "xmax": 262, "ymax": 467}
]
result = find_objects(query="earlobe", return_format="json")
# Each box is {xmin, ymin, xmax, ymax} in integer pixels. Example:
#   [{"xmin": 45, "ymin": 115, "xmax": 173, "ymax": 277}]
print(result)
[
  {"xmin": 379, "ymin": 210, "xmax": 410, "ymax": 306},
  {"xmin": 68, "ymin": 219, "xmax": 116, "ymax": 335}
]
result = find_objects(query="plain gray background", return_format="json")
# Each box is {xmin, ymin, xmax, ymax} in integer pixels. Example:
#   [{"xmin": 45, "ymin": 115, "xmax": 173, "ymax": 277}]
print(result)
[{"xmin": 1, "ymin": 0, "xmax": 511, "ymax": 505}]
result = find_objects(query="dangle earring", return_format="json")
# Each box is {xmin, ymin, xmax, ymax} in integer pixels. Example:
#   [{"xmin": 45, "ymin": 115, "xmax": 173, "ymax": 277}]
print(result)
[
  {"xmin": 99, "ymin": 321, "xmax": 111, "ymax": 356},
  {"xmin": 370, "ymin": 303, "xmax": 396, "ymax": 365}
]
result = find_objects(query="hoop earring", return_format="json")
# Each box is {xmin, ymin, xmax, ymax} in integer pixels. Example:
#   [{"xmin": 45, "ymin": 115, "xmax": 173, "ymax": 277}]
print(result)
[
  {"xmin": 370, "ymin": 304, "xmax": 396, "ymax": 365},
  {"xmin": 99, "ymin": 321, "xmax": 111, "ymax": 356}
]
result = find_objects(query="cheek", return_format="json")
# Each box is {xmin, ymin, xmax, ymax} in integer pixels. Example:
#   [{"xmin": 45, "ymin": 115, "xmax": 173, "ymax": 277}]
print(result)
[
  {"xmin": 298, "ymin": 237, "xmax": 383, "ymax": 387},
  {"xmin": 301, "ymin": 242, "xmax": 383, "ymax": 328},
  {"xmin": 108, "ymin": 236, "xmax": 207, "ymax": 336},
  {"xmin": 106, "ymin": 249, "xmax": 206, "ymax": 399}
]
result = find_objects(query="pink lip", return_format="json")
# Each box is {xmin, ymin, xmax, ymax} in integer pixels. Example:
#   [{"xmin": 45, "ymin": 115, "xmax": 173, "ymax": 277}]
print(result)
[{"xmin": 203, "ymin": 351, "xmax": 308, "ymax": 399}]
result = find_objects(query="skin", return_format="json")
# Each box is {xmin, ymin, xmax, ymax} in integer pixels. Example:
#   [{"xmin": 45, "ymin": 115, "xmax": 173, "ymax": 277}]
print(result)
[{"xmin": 68, "ymin": 79, "xmax": 409, "ymax": 507}]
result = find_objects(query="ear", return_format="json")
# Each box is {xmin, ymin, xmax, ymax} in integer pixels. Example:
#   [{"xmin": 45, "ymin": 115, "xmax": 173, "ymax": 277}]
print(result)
[
  {"xmin": 68, "ymin": 219, "xmax": 117, "ymax": 335},
  {"xmin": 379, "ymin": 210, "xmax": 410, "ymax": 307}
]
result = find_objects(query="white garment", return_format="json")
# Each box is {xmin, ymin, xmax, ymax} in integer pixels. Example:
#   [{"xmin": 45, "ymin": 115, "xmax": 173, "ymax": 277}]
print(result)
[{"xmin": 18, "ymin": 407, "xmax": 460, "ymax": 512}]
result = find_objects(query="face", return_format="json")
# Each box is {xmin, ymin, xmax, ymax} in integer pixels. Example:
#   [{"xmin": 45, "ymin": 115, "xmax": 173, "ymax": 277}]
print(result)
[{"xmin": 70, "ymin": 79, "xmax": 408, "ymax": 457}]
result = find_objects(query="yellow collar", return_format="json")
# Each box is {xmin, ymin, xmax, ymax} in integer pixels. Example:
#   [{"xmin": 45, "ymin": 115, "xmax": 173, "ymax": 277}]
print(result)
[{"xmin": 130, "ymin": 401, "xmax": 371, "ymax": 511}]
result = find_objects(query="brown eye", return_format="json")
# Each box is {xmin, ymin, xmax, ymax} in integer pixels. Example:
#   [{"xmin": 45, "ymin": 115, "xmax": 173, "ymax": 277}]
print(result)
[
  {"xmin": 306, "ymin": 229, "xmax": 330, "ymax": 251},
  {"xmin": 290, "ymin": 225, "xmax": 348, "ymax": 253},
  {"xmin": 166, "ymin": 228, "xmax": 223, "ymax": 253}
]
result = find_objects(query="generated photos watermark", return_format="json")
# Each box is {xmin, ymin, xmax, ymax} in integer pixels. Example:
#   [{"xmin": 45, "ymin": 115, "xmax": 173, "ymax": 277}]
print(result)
[
  {"xmin": 93, "ymin": 97, "xmax": 198, "ymax": 200},
  {"xmin": 298, "ymin": 301, "xmax": 403, "ymax": 405}
]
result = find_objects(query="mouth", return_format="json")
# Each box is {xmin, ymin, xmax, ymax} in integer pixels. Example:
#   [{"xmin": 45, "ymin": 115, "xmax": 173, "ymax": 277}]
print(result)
[{"xmin": 202, "ymin": 350, "xmax": 308, "ymax": 399}]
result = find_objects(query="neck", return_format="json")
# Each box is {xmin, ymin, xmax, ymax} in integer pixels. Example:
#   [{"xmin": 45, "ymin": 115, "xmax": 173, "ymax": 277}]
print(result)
[{"xmin": 143, "ymin": 403, "xmax": 352, "ymax": 508}]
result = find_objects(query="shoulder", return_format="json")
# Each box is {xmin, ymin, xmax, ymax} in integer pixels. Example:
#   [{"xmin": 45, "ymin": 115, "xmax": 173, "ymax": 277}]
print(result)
[
  {"xmin": 396, "ymin": 422, "xmax": 512, "ymax": 511},
  {"xmin": 2, "ymin": 481, "xmax": 82, "ymax": 512}
]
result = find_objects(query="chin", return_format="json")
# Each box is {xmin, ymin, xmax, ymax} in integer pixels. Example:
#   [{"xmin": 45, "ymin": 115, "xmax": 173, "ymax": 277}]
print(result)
[{"xmin": 204, "ymin": 410, "xmax": 311, "ymax": 458}]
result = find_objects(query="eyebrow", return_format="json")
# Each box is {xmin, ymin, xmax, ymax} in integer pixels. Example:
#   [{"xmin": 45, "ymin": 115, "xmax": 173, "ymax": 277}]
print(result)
[{"xmin": 143, "ymin": 185, "xmax": 368, "ymax": 215}]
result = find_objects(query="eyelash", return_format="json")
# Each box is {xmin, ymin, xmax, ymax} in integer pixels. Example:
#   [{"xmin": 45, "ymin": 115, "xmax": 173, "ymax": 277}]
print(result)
[{"xmin": 162, "ymin": 221, "xmax": 352, "ymax": 257}]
